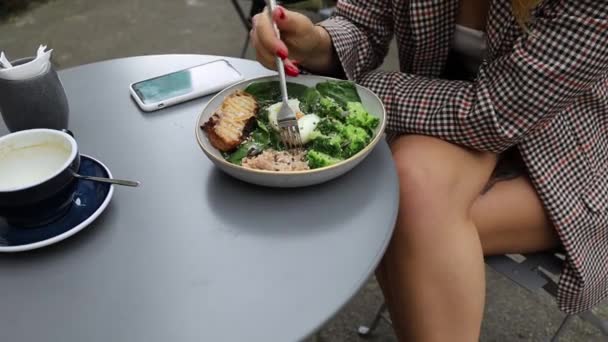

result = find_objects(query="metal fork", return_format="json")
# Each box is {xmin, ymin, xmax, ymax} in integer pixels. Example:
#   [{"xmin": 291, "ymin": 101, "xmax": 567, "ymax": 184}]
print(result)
[{"xmin": 265, "ymin": 0, "xmax": 303, "ymax": 149}]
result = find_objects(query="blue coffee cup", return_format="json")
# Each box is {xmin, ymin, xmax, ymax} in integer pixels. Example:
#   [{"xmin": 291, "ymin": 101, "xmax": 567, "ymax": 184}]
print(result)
[{"xmin": 0, "ymin": 129, "xmax": 80, "ymax": 227}]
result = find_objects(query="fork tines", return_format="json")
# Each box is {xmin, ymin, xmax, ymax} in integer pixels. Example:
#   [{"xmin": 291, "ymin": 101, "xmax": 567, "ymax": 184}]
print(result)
[{"xmin": 279, "ymin": 120, "xmax": 303, "ymax": 150}]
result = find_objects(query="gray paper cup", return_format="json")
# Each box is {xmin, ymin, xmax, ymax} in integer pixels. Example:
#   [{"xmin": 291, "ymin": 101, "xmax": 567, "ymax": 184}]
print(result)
[{"xmin": 0, "ymin": 57, "xmax": 69, "ymax": 132}]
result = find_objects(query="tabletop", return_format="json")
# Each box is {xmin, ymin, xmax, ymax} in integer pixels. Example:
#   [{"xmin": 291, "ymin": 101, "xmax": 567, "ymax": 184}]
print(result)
[{"xmin": 0, "ymin": 54, "xmax": 399, "ymax": 342}]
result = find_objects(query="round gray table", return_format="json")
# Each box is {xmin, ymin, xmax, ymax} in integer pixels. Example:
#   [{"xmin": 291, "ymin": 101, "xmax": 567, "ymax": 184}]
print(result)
[{"xmin": 0, "ymin": 55, "xmax": 398, "ymax": 342}]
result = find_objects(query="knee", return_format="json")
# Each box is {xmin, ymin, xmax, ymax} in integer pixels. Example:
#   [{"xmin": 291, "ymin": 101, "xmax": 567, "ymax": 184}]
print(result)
[{"xmin": 391, "ymin": 135, "xmax": 468, "ymax": 222}]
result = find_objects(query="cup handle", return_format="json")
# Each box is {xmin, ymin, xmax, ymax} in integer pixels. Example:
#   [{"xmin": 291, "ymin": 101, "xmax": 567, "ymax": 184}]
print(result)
[{"xmin": 61, "ymin": 128, "xmax": 74, "ymax": 137}]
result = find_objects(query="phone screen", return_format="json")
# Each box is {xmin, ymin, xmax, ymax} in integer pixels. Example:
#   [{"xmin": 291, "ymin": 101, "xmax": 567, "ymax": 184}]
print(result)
[{"xmin": 131, "ymin": 60, "xmax": 242, "ymax": 104}]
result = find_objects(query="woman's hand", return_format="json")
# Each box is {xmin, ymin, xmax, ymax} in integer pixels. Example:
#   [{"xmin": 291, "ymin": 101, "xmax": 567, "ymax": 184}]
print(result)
[{"xmin": 250, "ymin": 6, "xmax": 335, "ymax": 76}]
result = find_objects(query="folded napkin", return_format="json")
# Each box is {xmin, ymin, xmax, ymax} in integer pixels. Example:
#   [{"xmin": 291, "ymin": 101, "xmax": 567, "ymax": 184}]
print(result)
[{"xmin": 0, "ymin": 45, "xmax": 53, "ymax": 81}]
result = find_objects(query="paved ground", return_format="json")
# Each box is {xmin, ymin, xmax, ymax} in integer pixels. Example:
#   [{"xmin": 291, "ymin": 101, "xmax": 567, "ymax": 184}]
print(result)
[{"xmin": 0, "ymin": 1, "xmax": 606, "ymax": 341}]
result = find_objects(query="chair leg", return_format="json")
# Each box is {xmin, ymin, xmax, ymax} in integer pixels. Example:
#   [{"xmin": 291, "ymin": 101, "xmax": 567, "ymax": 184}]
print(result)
[
  {"xmin": 358, "ymin": 302, "xmax": 387, "ymax": 337},
  {"xmin": 240, "ymin": 33, "xmax": 250, "ymax": 58},
  {"xmin": 579, "ymin": 310, "xmax": 608, "ymax": 336},
  {"xmin": 231, "ymin": 0, "xmax": 253, "ymax": 58},
  {"xmin": 550, "ymin": 315, "xmax": 575, "ymax": 342},
  {"xmin": 230, "ymin": 0, "xmax": 251, "ymax": 30}
]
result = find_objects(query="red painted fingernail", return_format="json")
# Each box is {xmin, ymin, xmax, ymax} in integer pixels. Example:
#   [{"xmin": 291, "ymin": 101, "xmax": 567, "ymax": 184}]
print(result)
[
  {"xmin": 277, "ymin": 6, "xmax": 286, "ymax": 19},
  {"xmin": 285, "ymin": 65, "xmax": 300, "ymax": 77},
  {"xmin": 277, "ymin": 48, "xmax": 288, "ymax": 60}
]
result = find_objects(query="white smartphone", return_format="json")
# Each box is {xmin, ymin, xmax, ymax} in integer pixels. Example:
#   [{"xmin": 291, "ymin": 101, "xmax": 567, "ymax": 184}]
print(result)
[{"xmin": 129, "ymin": 59, "xmax": 244, "ymax": 112}]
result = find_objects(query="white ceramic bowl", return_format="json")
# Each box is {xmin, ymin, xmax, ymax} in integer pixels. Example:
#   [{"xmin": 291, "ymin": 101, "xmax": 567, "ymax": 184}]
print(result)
[{"xmin": 195, "ymin": 75, "xmax": 386, "ymax": 188}]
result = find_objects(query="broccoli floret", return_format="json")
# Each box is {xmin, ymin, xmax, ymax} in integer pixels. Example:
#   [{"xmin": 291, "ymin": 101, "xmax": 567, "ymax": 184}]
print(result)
[
  {"xmin": 341, "ymin": 124, "xmax": 370, "ymax": 157},
  {"xmin": 316, "ymin": 117, "xmax": 345, "ymax": 135},
  {"xmin": 307, "ymin": 150, "xmax": 344, "ymax": 169},
  {"xmin": 345, "ymin": 102, "xmax": 379, "ymax": 132},
  {"xmin": 318, "ymin": 97, "xmax": 344, "ymax": 119},
  {"xmin": 310, "ymin": 131, "xmax": 344, "ymax": 157}
]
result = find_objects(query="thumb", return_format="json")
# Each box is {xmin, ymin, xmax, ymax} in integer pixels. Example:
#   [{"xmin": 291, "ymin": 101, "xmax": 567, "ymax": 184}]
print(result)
[{"xmin": 272, "ymin": 6, "xmax": 312, "ymax": 36}]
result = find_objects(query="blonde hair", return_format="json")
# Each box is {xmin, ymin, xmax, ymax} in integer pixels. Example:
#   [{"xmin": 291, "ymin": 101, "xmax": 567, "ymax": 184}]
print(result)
[{"xmin": 512, "ymin": 0, "xmax": 543, "ymax": 27}]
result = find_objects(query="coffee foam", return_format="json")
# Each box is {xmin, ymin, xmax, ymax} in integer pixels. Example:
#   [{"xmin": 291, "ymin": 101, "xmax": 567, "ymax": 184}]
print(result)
[{"xmin": 0, "ymin": 140, "xmax": 72, "ymax": 191}]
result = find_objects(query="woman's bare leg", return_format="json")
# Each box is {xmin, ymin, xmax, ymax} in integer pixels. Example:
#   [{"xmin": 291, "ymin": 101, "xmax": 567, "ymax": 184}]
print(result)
[
  {"xmin": 472, "ymin": 176, "xmax": 559, "ymax": 255},
  {"xmin": 379, "ymin": 135, "xmax": 557, "ymax": 342}
]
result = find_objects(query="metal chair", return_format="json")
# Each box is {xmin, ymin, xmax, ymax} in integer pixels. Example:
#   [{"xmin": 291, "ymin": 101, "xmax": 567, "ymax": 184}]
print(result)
[
  {"xmin": 358, "ymin": 252, "xmax": 608, "ymax": 341},
  {"xmin": 230, "ymin": 0, "xmax": 336, "ymax": 58},
  {"xmin": 230, "ymin": 0, "xmax": 263, "ymax": 58}
]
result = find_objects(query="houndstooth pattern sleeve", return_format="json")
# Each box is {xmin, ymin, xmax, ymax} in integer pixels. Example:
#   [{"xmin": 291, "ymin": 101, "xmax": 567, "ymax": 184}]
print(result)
[
  {"xmin": 325, "ymin": 0, "xmax": 608, "ymax": 153},
  {"xmin": 318, "ymin": 0, "xmax": 394, "ymax": 80}
]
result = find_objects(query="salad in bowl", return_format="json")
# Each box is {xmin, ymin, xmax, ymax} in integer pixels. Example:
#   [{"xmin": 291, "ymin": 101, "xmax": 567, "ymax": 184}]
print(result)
[{"xmin": 195, "ymin": 75, "xmax": 386, "ymax": 187}]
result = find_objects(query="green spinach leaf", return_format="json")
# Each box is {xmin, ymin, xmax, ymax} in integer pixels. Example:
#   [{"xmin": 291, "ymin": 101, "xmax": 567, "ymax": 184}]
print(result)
[
  {"xmin": 315, "ymin": 80, "xmax": 361, "ymax": 108},
  {"xmin": 244, "ymin": 81, "xmax": 310, "ymax": 105},
  {"xmin": 227, "ymin": 141, "xmax": 260, "ymax": 165},
  {"xmin": 225, "ymin": 120, "xmax": 285, "ymax": 164},
  {"xmin": 300, "ymin": 88, "xmax": 322, "ymax": 114}
]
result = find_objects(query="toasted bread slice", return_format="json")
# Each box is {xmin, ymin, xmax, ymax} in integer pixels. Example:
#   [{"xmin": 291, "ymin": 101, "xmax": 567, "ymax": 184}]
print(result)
[{"xmin": 202, "ymin": 91, "xmax": 258, "ymax": 152}]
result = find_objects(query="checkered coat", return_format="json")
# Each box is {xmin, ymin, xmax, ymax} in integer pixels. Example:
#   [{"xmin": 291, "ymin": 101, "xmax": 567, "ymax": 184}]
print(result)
[{"xmin": 319, "ymin": 0, "xmax": 608, "ymax": 314}]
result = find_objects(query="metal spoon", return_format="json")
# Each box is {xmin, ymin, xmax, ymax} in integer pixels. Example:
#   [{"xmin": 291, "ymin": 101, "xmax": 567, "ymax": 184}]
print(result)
[{"xmin": 70, "ymin": 171, "xmax": 140, "ymax": 187}]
